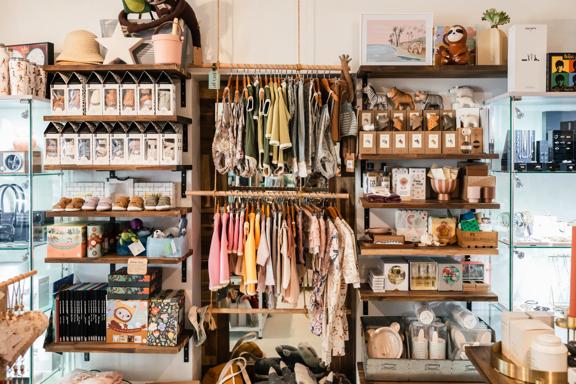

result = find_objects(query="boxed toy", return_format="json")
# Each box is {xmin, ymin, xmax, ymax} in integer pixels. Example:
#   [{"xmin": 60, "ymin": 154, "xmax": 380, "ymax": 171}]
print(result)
[
  {"xmin": 106, "ymin": 299, "xmax": 148, "ymax": 344},
  {"xmin": 107, "ymin": 284, "xmax": 161, "ymax": 300},
  {"xmin": 47, "ymin": 224, "xmax": 87, "ymax": 258},
  {"xmin": 108, "ymin": 266, "xmax": 162, "ymax": 288},
  {"xmin": 148, "ymin": 290, "xmax": 185, "ymax": 346}
]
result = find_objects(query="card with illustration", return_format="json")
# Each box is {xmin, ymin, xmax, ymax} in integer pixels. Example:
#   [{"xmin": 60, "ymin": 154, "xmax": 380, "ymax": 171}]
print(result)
[{"xmin": 547, "ymin": 53, "xmax": 576, "ymax": 91}]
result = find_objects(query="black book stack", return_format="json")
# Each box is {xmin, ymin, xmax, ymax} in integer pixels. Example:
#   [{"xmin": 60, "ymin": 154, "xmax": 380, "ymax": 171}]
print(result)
[{"xmin": 55, "ymin": 283, "xmax": 108, "ymax": 342}]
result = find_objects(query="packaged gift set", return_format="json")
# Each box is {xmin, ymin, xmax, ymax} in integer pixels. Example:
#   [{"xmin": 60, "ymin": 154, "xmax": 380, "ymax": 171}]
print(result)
[
  {"xmin": 47, "ymin": 223, "xmax": 87, "ymax": 258},
  {"xmin": 106, "ymin": 299, "xmax": 148, "ymax": 344},
  {"xmin": 147, "ymin": 289, "xmax": 185, "ymax": 346},
  {"xmin": 107, "ymin": 267, "xmax": 162, "ymax": 300}
]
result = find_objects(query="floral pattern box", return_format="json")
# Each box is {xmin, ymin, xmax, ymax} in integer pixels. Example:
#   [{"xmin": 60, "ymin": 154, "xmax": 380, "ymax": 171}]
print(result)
[{"xmin": 147, "ymin": 289, "xmax": 185, "ymax": 346}]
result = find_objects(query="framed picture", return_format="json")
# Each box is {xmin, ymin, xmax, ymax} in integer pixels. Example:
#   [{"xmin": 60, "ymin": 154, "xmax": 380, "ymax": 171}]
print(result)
[
  {"xmin": 547, "ymin": 53, "xmax": 576, "ymax": 92},
  {"xmin": 7, "ymin": 42, "xmax": 54, "ymax": 65},
  {"xmin": 361, "ymin": 13, "xmax": 433, "ymax": 66}
]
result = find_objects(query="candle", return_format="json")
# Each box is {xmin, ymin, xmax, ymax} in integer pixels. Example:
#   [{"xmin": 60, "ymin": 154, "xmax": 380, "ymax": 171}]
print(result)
[{"xmin": 570, "ymin": 226, "xmax": 576, "ymax": 318}]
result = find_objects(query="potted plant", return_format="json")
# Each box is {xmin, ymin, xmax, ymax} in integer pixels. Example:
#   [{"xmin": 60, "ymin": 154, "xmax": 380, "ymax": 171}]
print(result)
[{"xmin": 477, "ymin": 8, "xmax": 511, "ymax": 65}]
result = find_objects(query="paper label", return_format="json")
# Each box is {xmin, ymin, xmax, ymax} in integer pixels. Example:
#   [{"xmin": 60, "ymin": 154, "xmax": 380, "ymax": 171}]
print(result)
[
  {"xmin": 128, "ymin": 240, "xmax": 145, "ymax": 256},
  {"xmin": 429, "ymin": 133, "xmax": 440, "ymax": 149},
  {"xmin": 379, "ymin": 133, "xmax": 390, "ymax": 148},
  {"xmin": 208, "ymin": 69, "xmax": 221, "ymax": 90},
  {"xmin": 445, "ymin": 133, "xmax": 456, "ymax": 148},
  {"xmin": 363, "ymin": 133, "xmax": 373, "ymax": 148},
  {"xmin": 395, "ymin": 133, "xmax": 406, "ymax": 148},
  {"xmin": 346, "ymin": 159, "xmax": 354, "ymax": 172},
  {"xmin": 411, "ymin": 133, "xmax": 422, "ymax": 148},
  {"xmin": 127, "ymin": 257, "xmax": 148, "ymax": 275}
]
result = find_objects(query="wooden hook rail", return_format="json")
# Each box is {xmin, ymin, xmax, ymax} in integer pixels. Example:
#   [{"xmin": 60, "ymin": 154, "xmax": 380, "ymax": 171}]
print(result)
[
  {"xmin": 189, "ymin": 63, "xmax": 342, "ymax": 71},
  {"xmin": 186, "ymin": 190, "xmax": 349, "ymax": 200},
  {"xmin": 0, "ymin": 270, "xmax": 37, "ymax": 288}
]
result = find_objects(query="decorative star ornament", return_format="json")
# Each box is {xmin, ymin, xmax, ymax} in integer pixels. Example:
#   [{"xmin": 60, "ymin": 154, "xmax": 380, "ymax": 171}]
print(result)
[{"xmin": 97, "ymin": 24, "xmax": 144, "ymax": 65}]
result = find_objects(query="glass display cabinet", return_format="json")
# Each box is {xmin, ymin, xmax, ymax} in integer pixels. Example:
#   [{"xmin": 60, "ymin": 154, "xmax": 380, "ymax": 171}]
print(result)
[
  {"xmin": 486, "ymin": 93, "xmax": 576, "ymax": 322},
  {"xmin": 0, "ymin": 96, "xmax": 63, "ymax": 383}
]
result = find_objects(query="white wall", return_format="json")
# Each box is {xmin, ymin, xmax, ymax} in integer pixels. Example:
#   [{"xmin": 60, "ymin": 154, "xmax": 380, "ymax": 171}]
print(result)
[{"xmin": 1, "ymin": 0, "xmax": 575, "ymax": 70}]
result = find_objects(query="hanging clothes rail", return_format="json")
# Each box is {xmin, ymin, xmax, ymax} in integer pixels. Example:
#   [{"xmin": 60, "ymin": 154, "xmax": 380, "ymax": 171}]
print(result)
[
  {"xmin": 190, "ymin": 63, "xmax": 342, "ymax": 71},
  {"xmin": 0, "ymin": 270, "xmax": 37, "ymax": 288},
  {"xmin": 186, "ymin": 190, "xmax": 349, "ymax": 200}
]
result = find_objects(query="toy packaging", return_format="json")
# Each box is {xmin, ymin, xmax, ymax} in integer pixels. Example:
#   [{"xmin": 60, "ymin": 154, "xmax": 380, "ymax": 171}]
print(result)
[
  {"xmin": 106, "ymin": 299, "xmax": 148, "ymax": 344},
  {"xmin": 107, "ymin": 282, "xmax": 161, "ymax": 300},
  {"xmin": 148, "ymin": 290, "xmax": 185, "ymax": 346},
  {"xmin": 47, "ymin": 224, "xmax": 87, "ymax": 258},
  {"xmin": 108, "ymin": 267, "xmax": 162, "ymax": 287}
]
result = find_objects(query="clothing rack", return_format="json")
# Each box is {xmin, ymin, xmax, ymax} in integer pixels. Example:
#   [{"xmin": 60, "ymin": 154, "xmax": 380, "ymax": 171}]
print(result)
[
  {"xmin": 0, "ymin": 270, "xmax": 37, "ymax": 382},
  {"xmin": 186, "ymin": 190, "xmax": 349, "ymax": 200},
  {"xmin": 190, "ymin": 63, "xmax": 342, "ymax": 72}
]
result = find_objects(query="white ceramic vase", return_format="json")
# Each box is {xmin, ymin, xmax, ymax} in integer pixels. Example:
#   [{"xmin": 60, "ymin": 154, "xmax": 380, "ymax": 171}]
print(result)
[{"xmin": 477, "ymin": 28, "xmax": 508, "ymax": 65}]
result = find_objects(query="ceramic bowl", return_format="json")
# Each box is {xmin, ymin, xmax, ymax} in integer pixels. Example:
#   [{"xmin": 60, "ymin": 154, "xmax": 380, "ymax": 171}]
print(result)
[{"xmin": 430, "ymin": 179, "xmax": 457, "ymax": 201}]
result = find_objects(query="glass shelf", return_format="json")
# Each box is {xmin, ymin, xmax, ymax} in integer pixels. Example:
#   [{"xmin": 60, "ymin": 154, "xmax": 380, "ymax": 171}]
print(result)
[
  {"xmin": 0, "ymin": 171, "xmax": 63, "ymax": 177},
  {"xmin": 500, "ymin": 240, "xmax": 571, "ymax": 249}
]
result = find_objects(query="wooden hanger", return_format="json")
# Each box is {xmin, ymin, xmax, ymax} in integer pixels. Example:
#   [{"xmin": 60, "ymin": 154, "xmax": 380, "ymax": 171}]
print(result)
[
  {"xmin": 234, "ymin": 72, "xmax": 240, "ymax": 103},
  {"xmin": 321, "ymin": 78, "xmax": 339, "ymax": 102}
]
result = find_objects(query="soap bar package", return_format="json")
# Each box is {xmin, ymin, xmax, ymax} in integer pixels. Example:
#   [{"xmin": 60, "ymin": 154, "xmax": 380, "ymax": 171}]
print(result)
[
  {"xmin": 383, "ymin": 258, "xmax": 409, "ymax": 291},
  {"xmin": 395, "ymin": 210, "xmax": 428, "ymax": 243},
  {"xmin": 148, "ymin": 289, "xmax": 185, "ymax": 346},
  {"xmin": 47, "ymin": 224, "xmax": 87, "ymax": 258},
  {"xmin": 108, "ymin": 267, "xmax": 162, "ymax": 288},
  {"xmin": 409, "ymin": 168, "xmax": 426, "ymax": 200},
  {"xmin": 433, "ymin": 257, "xmax": 463, "ymax": 291},
  {"xmin": 106, "ymin": 299, "xmax": 148, "ymax": 344}
]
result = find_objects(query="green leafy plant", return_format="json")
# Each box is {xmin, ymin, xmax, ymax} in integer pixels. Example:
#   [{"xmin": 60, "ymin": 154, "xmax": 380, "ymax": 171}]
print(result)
[{"xmin": 481, "ymin": 8, "xmax": 511, "ymax": 29}]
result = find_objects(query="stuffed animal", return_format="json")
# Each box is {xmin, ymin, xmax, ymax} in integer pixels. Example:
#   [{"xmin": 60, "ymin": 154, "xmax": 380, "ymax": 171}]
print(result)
[
  {"xmin": 386, "ymin": 87, "xmax": 415, "ymax": 110},
  {"xmin": 436, "ymin": 25, "xmax": 470, "ymax": 65},
  {"xmin": 153, "ymin": 229, "xmax": 166, "ymax": 238},
  {"xmin": 448, "ymin": 86, "xmax": 477, "ymax": 109},
  {"xmin": 363, "ymin": 84, "xmax": 388, "ymax": 110},
  {"xmin": 414, "ymin": 91, "xmax": 444, "ymax": 110}
]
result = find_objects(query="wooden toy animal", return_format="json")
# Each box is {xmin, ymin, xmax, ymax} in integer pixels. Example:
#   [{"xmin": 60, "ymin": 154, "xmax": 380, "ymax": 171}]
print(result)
[
  {"xmin": 363, "ymin": 84, "xmax": 388, "ymax": 110},
  {"xmin": 386, "ymin": 87, "xmax": 415, "ymax": 110},
  {"xmin": 414, "ymin": 91, "xmax": 444, "ymax": 110},
  {"xmin": 436, "ymin": 25, "xmax": 470, "ymax": 65},
  {"xmin": 448, "ymin": 86, "xmax": 477, "ymax": 109}
]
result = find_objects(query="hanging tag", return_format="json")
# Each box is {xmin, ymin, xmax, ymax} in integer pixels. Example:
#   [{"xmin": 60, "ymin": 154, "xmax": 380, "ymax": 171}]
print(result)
[
  {"xmin": 208, "ymin": 68, "xmax": 220, "ymax": 90},
  {"xmin": 128, "ymin": 240, "xmax": 145, "ymax": 256},
  {"xmin": 127, "ymin": 257, "xmax": 148, "ymax": 275}
]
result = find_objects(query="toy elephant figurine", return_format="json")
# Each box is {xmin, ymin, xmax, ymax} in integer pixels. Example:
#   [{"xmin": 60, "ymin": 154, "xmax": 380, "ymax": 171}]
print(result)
[
  {"xmin": 414, "ymin": 91, "xmax": 444, "ymax": 110},
  {"xmin": 386, "ymin": 87, "xmax": 415, "ymax": 110}
]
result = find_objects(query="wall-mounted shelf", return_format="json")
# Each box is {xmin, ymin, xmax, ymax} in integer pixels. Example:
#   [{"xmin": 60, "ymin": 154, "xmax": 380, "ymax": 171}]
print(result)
[
  {"xmin": 209, "ymin": 307, "xmax": 308, "ymax": 315},
  {"xmin": 44, "ymin": 333, "xmax": 191, "ymax": 354},
  {"xmin": 44, "ymin": 115, "xmax": 192, "ymax": 124},
  {"xmin": 360, "ymin": 242, "xmax": 498, "ymax": 256},
  {"xmin": 46, "ymin": 208, "xmax": 191, "ymax": 218},
  {"xmin": 358, "ymin": 153, "xmax": 499, "ymax": 161},
  {"xmin": 358, "ymin": 284, "xmax": 498, "ymax": 302},
  {"xmin": 43, "ymin": 64, "xmax": 191, "ymax": 79},
  {"xmin": 360, "ymin": 197, "xmax": 500, "ymax": 210},
  {"xmin": 45, "ymin": 250, "xmax": 192, "ymax": 265},
  {"xmin": 44, "ymin": 165, "xmax": 192, "ymax": 172},
  {"xmin": 357, "ymin": 65, "xmax": 507, "ymax": 79}
]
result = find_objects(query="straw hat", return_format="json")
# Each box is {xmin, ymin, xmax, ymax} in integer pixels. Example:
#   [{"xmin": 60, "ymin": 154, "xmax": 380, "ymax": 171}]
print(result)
[{"xmin": 56, "ymin": 30, "xmax": 104, "ymax": 65}]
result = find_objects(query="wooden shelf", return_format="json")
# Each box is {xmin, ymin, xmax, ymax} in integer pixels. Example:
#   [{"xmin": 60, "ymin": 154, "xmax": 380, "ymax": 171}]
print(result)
[
  {"xmin": 358, "ymin": 284, "xmax": 498, "ymax": 302},
  {"xmin": 44, "ymin": 333, "xmax": 191, "ymax": 354},
  {"xmin": 209, "ymin": 307, "xmax": 308, "ymax": 315},
  {"xmin": 44, "ymin": 115, "xmax": 192, "ymax": 124},
  {"xmin": 360, "ymin": 197, "xmax": 500, "ymax": 210},
  {"xmin": 360, "ymin": 242, "xmax": 499, "ymax": 256},
  {"xmin": 45, "ymin": 250, "xmax": 192, "ymax": 265},
  {"xmin": 43, "ymin": 64, "xmax": 190, "ymax": 79},
  {"xmin": 357, "ymin": 362, "xmax": 483, "ymax": 384},
  {"xmin": 44, "ymin": 164, "xmax": 192, "ymax": 172},
  {"xmin": 465, "ymin": 346, "xmax": 516, "ymax": 384},
  {"xmin": 358, "ymin": 153, "xmax": 499, "ymax": 161},
  {"xmin": 46, "ymin": 208, "xmax": 191, "ymax": 218},
  {"xmin": 357, "ymin": 65, "xmax": 507, "ymax": 79}
]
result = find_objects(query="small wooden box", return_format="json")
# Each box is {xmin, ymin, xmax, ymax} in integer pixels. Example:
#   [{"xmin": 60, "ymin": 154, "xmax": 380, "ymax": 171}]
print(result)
[
  {"xmin": 442, "ymin": 131, "xmax": 459, "ymax": 154},
  {"xmin": 359, "ymin": 131, "xmax": 377, "ymax": 154},
  {"xmin": 425, "ymin": 131, "xmax": 442, "ymax": 154},
  {"xmin": 471, "ymin": 127, "xmax": 484, "ymax": 154},
  {"xmin": 457, "ymin": 229, "xmax": 498, "ymax": 248},
  {"xmin": 377, "ymin": 132, "xmax": 393, "ymax": 154},
  {"xmin": 408, "ymin": 131, "xmax": 425, "ymax": 154},
  {"xmin": 393, "ymin": 131, "xmax": 408, "ymax": 154}
]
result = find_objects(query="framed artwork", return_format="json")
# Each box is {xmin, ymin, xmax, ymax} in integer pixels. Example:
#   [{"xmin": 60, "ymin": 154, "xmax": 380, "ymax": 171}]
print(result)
[
  {"xmin": 361, "ymin": 13, "xmax": 433, "ymax": 66},
  {"xmin": 547, "ymin": 53, "xmax": 576, "ymax": 92},
  {"xmin": 7, "ymin": 42, "xmax": 54, "ymax": 65}
]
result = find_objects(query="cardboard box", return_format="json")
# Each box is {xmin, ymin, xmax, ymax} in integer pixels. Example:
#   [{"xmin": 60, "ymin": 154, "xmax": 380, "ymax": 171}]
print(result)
[
  {"xmin": 156, "ymin": 72, "xmax": 179, "ymax": 116},
  {"xmin": 120, "ymin": 72, "xmax": 138, "ymax": 116},
  {"xmin": 359, "ymin": 131, "xmax": 377, "ymax": 154},
  {"xmin": 374, "ymin": 110, "xmax": 389, "ymax": 131},
  {"xmin": 408, "ymin": 131, "xmax": 425, "ymax": 154},
  {"xmin": 137, "ymin": 72, "xmax": 156, "ymax": 115},
  {"xmin": 44, "ymin": 122, "xmax": 61, "ymax": 166},
  {"xmin": 424, "ymin": 110, "xmax": 442, "ymax": 131},
  {"xmin": 508, "ymin": 319, "xmax": 554, "ymax": 367},
  {"xmin": 501, "ymin": 311, "xmax": 529, "ymax": 359},
  {"xmin": 425, "ymin": 131, "xmax": 442, "ymax": 154},
  {"xmin": 377, "ymin": 132, "xmax": 393, "ymax": 154},
  {"xmin": 93, "ymin": 123, "xmax": 111, "ymax": 165},
  {"xmin": 383, "ymin": 258, "xmax": 409, "ymax": 291},
  {"xmin": 108, "ymin": 267, "xmax": 163, "ymax": 287},
  {"xmin": 408, "ymin": 257, "xmax": 437, "ymax": 290},
  {"xmin": 391, "ymin": 168, "xmax": 408, "ymax": 194},
  {"xmin": 65, "ymin": 72, "xmax": 85, "ymax": 116},
  {"xmin": 470, "ymin": 127, "xmax": 484, "ymax": 154},
  {"xmin": 462, "ymin": 175, "xmax": 496, "ymax": 200},
  {"xmin": 509, "ymin": 25, "xmax": 547, "ymax": 93},
  {"xmin": 408, "ymin": 111, "xmax": 423, "ymax": 131},
  {"xmin": 148, "ymin": 290, "xmax": 185, "ymax": 346},
  {"xmin": 395, "ymin": 210, "xmax": 428, "ymax": 243},
  {"xmin": 442, "ymin": 131, "xmax": 459, "ymax": 154},
  {"xmin": 459, "ymin": 162, "xmax": 489, "ymax": 176},
  {"xmin": 47, "ymin": 224, "xmax": 87, "ymax": 258},
  {"xmin": 103, "ymin": 72, "xmax": 121, "ymax": 115},
  {"xmin": 110, "ymin": 123, "xmax": 128, "ymax": 165},
  {"xmin": 393, "ymin": 131, "xmax": 408, "ymax": 154},
  {"xmin": 409, "ymin": 168, "xmax": 426, "ymax": 200},
  {"xmin": 395, "ymin": 171, "xmax": 411, "ymax": 200},
  {"xmin": 434, "ymin": 257, "xmax": 463, "ymax": 291},
  {"xmin": 77, "ymin": 123, "xmax": 93, "ymax": 165},
  {"xmin": 86, "ymin": 72, "xmax": 104, "ymax": 115},
  {"xmin": 106, "ymin": 299, "xmax": 148, "ymax": 344},
  {"xmin": 391, "ymin": 110, "xmax": 406, "ymax": 131}
]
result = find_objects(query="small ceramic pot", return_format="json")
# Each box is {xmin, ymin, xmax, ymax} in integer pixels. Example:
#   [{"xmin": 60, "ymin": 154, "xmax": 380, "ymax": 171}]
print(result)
[
  {"xmin": 481, "ymin": 186, "xmax": 496, "ymax": 203},
  {"xmin": 430, "ymin": 179, "xmax": 457, "ymax": 201},
  {"xmin": 467, "ymin": 186, "xmax": 482, "ymax": 203}
]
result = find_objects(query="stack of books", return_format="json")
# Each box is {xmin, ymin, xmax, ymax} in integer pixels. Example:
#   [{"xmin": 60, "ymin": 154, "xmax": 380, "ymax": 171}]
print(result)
[{"xmin": 369, "ymin": 267, "xmax": 386, "ymax": 292}]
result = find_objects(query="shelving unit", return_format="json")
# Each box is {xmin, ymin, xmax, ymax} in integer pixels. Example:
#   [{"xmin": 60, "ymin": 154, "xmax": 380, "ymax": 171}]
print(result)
[
  {"xmin": 45, "ymin": 250, "xmax": 193, "ymax": 265},
  {"xmin": 357, "ymin": 65, "xmax": 507, "ymax": 79},
  {"xmin": 46, "ymin": 208, "xmax": 191, "ymax": 218},
  {"xmin": 44, "ymin": 165, "xmax": 191, "ymax": 172},
  {"xmin": 358, "ymin": 153, "xmax": 499, "ymax": 161},
  {"xmin": 43, "ymin": 64, "xmax": 191, "ymax": 79},
  {"xmin": 358, "ymin": 284, "xmax": 498, "ymax": 302},
  {"xmin": 44, "ymin": 115, "xmax": 192, "ymax": 124},
  {"xmin": 359, "ymin": 243, "xmax": 499, "ymax": 257},
  {"xmin": 359, "ymin": 197, "xmax": 500, "ymax": 210}
]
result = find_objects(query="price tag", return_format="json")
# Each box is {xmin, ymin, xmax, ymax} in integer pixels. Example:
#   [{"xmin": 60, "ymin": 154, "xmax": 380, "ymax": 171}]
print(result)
[
  {"xmin": 128, "ymin": 240, "xmax": 145, "ymax": 256},
  {"xmin": 346, "ymin": 159, "xmax": 354, "ymax": 172},
  {"xmin": 127, "ymin": 257, "xmax": 148, "ymax": 275},
  {"xmin": 208, "ymin": 69, "xmax": 221, "ymax": 90}
]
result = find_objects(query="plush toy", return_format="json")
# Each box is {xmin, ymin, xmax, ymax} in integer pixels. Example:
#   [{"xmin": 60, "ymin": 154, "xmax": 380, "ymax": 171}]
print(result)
[
  {"xmin": 436, "ymin": 25, "xmax": 470, "ymax": 65},
  {"xmin": 386, "ymin": 87, "xmax": 415, "ymax": 110},
  {"xmin": 153, "ymin": 229, "xmax": 166, "ymax": 238},
  {"xmin": 448, "ymin": 86, "xmax": 477, "ymax": 109},
  {"xmin": 118, "ymin": 0, "xmax": 201, "ymax": 51},
  {"xmin": 414, "ymin": 91, "xmax": 444, "ymax": 110},
  {"xmin": 363, "ymin": 84, "xmax": 388, "ymax": 110}
]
